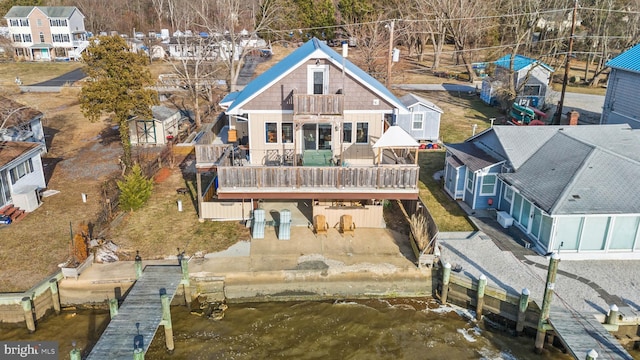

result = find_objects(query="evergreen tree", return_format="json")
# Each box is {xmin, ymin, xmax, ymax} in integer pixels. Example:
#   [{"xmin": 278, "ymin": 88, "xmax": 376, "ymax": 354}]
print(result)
[
  {"xmin": 117, "ymin": 164, "xmax": 153, "ymax": 212},
  {"xmin": 79, "ymin": 35, "xmax": 158, "ymax": 169}
]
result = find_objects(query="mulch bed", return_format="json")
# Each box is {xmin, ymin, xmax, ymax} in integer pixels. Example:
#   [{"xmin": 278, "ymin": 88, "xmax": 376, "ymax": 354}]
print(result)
[{"xmin": 154, "ymin": 167, "xmax": 172, "ymax": 183}]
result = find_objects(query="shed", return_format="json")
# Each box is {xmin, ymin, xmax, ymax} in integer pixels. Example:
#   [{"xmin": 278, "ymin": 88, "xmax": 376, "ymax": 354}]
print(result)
[
  {"xmin": 397, "ymin": 93, "xmax": 443, "ymax": 142},
  {"xmin": 129, "ymin": 106, "xmax": 187, "ymax": 145}
]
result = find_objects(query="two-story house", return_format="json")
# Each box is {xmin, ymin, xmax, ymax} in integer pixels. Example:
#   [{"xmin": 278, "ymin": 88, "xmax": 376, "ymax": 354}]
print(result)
[
  {"xmin": 444, "ymin": 124, "xmax": 640, "ymax": 260},
  {"xmin": 600, "ymin": 43, "xmax": 640, "ymax": 129},
  {"xmin": 195, "ymin": 38, "xmax": 419, "ymax": 227},
  {"xmin": 481, "ymin": 55, "xmax": 554, "ymax": 109},
  {"xmin": 4, "ymin": 6, "xmax": 89, "ymax": 61}
]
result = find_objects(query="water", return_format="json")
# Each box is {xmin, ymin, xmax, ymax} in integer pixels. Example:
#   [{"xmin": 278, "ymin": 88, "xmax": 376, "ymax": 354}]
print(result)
[{"xmin": 2, "ymin": 299, "xmax": 637, "ymax": 359}]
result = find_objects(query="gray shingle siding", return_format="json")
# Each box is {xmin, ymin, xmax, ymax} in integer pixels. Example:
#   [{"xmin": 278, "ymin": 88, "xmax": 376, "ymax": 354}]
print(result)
[{"xmin": 601, "ymin": 69, "xmax": 640, "ymax": 128}]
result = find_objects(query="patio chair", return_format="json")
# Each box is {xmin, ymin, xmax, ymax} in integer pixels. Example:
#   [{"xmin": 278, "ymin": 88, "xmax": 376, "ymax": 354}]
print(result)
[
  {"xmin": 340, "ymin": 214, "xmax": 355, "ymax": 237},
  {"xmin": 313, "ymin": 215, "xmax": 329, "ymax": 237},
  {"xmin": 264, "ymin": 149, "xmax": 281, "ymax": 166}
]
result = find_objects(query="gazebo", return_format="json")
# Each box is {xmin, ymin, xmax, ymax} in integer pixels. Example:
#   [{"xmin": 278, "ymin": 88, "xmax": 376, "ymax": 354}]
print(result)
[{"xmin": 372, "ymin": 125, "xmax": 420, "ymax": 165}]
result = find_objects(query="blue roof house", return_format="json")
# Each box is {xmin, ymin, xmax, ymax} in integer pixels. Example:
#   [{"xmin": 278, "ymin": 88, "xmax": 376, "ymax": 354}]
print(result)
[
  {"xmin": 480, "ymin": 55, "xmax": 554, "ymax": 109},
  {"xmin": 444, "ymin": 124, "xmax": 640, "ymax": 260},
  {"xmin": 194, "ymin": 38, "xmax": 420, "ymax": 225},
  {"xmin": 600, "ymin": 43, "xmax": 640, "ymax": 128}
]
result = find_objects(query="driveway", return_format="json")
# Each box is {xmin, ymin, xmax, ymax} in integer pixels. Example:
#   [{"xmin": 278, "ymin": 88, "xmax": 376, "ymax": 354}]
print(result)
[{"xmin": 21, "ymin": 68, "xmax": 86, "ymax": 92}]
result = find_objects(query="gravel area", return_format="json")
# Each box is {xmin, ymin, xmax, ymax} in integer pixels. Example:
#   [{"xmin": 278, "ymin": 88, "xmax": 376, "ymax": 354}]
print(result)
[{"xmin": 438, "ymin": 233, "xmax": 640, "ymax": 315}]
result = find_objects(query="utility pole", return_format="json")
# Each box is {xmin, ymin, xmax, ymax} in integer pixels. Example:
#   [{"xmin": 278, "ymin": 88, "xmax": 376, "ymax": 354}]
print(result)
[
  {"xmin": 386, "ymin": 20, "xmax": 395, "ymax": 89},
  {"xmin": 553, "ymin": 0, "xmax": 579, "ymax": 125}
]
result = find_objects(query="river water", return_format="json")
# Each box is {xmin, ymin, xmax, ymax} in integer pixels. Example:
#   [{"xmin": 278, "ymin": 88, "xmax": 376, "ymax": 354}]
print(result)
[{"xmin": 0, "ymin": 298, "xmax": 601, "ymax": 359}]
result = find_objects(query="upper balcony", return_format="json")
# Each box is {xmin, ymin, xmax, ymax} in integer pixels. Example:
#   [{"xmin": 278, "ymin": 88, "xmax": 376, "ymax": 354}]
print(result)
[{"xmin": 293, "ymin": 94, "xmax": 344, "ymax": 116}]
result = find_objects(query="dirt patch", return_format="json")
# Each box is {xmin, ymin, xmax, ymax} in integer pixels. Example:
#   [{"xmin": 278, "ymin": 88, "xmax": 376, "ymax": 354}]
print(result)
[{"xmin": 154, "ymin": 167, "xmax": 172, "ymax": 183}]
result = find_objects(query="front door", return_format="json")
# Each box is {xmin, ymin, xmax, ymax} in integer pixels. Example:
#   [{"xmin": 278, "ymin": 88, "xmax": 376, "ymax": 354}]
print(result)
[
  {"xmin": 302, "ymin": 123, "xmax": 332, "ymax": 150},
  {"xmin": 0, "ymin": 169, "xmax": 10, "ymax": 207}
]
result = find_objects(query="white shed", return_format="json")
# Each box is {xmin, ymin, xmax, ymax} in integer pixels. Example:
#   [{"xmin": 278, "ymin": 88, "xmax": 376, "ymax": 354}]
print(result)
[{"xmin": 129, "ymin": 106, "xmax": 187, "ymax": 145}]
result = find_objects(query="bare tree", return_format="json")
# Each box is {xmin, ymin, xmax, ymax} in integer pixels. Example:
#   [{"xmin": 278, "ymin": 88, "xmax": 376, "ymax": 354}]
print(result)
[{"xmin": 150, "ymin": 0, "xmax": 166, "ymax": 28}]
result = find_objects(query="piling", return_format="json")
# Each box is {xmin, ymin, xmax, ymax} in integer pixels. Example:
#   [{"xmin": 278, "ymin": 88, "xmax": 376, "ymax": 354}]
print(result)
[
  {"xmin": 180, "ymin": 256, "xmax": 191, "ymax": 305},
  {"xmin": 21, "ymin": 297, "xmax": 35, "ymax": 333},
  {"xmin": 606, "ymin": 304, "xmax": 619, "ymax": 325},
  {"xmin": 440, "ymin": 263, "xmax": 452, "ymax": 304},
  {"xmin": 49, "ymin": 278, "xmax": 61, "ymax": 314},
  {"xmin": 476, "ymin": 274, "xmax": 487, "ymax": 321},
  {"xmin": 535, "ymin": 253, "xmax": 560, "ymax": 353},
  {"xmin": 69, "ymin": 348, "xmax": 81, "ymax": 360},
  {"xmin": 133, "ymin": 347, "xmax": 145, "ymax": 360},
  {"xmin": 516, "ymin": 288, "xmax": 530, "ymax": 334},
  {"xmin": 586, "ymin": 349, "xmax": 598, "ymax": 360},
  {"xmin": 161, "ymin": 294, "xmax": 174, "ymax": 352},
  {"xmin": 109, "ymin": 298, "xmax": 118, "ymax": 318},
  {"xmin": 135, "ymin": 250, "xmax": 142, "ymax": 280}
]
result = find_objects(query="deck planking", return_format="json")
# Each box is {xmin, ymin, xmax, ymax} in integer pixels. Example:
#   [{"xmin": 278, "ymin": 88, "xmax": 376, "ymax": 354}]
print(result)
[
  {"xmin": 549, "ymin": 305, "xmax": 633, "ymax": 360},
  {"xmin": 87, "ymin": 265, "xmax": 183, "ymax": 360}
]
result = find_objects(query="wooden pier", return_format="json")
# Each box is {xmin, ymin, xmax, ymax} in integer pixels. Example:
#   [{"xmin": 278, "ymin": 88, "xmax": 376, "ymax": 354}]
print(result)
[
  {"xmin": 87, "ymin": 265, "xmax": 183, "ymax": 359},
  {"xmin": 549, "ymin": 305, "xmax": 634, "ymax": 359}
]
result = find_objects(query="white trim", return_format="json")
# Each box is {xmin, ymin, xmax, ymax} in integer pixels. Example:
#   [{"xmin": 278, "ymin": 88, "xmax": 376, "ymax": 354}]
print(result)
[
  {"xmin": 307, "ymin": 64, "xmax": 329, "ymax": 95},
  {"xmin": 479, "ymin": 174, "xmax": 497, "ymax": 196},
  {"xmin": 411, "ymin": 112, "xmax": 424, "ymax": 130}
]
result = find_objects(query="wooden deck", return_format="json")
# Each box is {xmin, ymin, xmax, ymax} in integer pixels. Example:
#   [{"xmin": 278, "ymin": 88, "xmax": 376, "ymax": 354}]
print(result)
[
  {"xmin": 87, "ymin": 266, "xmax": 183, "ymax": 360},
  {"xmin": 549, "ymin": 306, "xmax": 634, "ymax": 359}
]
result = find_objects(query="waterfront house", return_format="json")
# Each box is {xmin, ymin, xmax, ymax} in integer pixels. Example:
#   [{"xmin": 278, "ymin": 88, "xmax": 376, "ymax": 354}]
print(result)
[
  {"xmin": 195, "ymin": 38, "xmax": 418, "ymax": 226},
  {"xmin": 0, "ymin": 141, "xmax": 46, "ymax": 214},
  {"xmin": 4, "ymin": 6, "xmax": 89, "ymax": 61},
  {"xmin": 397, "ymin": 93, "xmax": 442, "ymax": 143},
  {"xmin": 600, "ymin": 43, "xmax": 640, "ymax": 128},
  {"xmin": 480, "ymin": 55, "xmax": 553, "ymax": 109},
  {"xmin": 443, "ymin": 124, "xmax": 640, "ymax": 259},
  {"xmin": 129, "ymin": 106, "xmax": 190, "ymax": 146},
  {"xmin": 0, "ymin": 97, "xmax": 47, "ymax": 153}
]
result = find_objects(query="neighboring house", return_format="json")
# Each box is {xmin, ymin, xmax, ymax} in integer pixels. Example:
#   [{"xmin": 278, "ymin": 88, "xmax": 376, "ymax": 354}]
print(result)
[
  {"xmin": 480, "ymin": 55, "xmax": 553, "ymax": 109},
  {"xmin": 600, "ymin": 43, "xmax": 640, "ymax": 129},
  {"xmin": 195, "ymin": 38, "xmax": 418, "ymax": 226},
  {"xmin": 444, "ymin": 124, "xmax": 640, "ymax": 260},
  {"xmin": 398, "ymin": 93, "xmax": 442, "ymax": 142},
  {"xmin": 0, "ymin": 141, "xmax": 46, "ymax": 212},
  {"xmin": 167, "ymin": 35, "xmax": 240, "ymax": 61},
  {"xmin": 4, "ymin": 6, "xmax": 90, "ymax": 61},
  {"xmin": 129, "ymin": 106, "xmax": 189, "ymax": 146},
  {"xmin": 0, "ymin": 97, "xmax": 47, "ymax": 153}
]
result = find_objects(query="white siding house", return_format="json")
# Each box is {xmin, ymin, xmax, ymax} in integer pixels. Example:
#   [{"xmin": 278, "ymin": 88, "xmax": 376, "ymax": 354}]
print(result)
[
  {"xmin": 397, "ymin": 93, "xmax": 442, "ymax": 142},
  {"xmin": 0, "ymin": 141, "xmax": 46, "ymax": 212},
  {"xmin": 600, "ymin": 43, "xmax": 640, "ymax": 129}
]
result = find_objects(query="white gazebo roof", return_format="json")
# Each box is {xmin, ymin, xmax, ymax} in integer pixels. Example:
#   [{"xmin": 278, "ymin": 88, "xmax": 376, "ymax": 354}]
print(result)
[{"xmin": 372, "ymin": 126, "xmax": 420, "ymax": 148}]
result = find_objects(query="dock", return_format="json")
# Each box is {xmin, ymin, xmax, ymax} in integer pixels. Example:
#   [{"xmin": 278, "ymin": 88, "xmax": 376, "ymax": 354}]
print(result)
[
  {"xmin": 549, "ymin": 305, "xmax": 634, "ymax": 359},
  {"xmin": 87, "ymin": 265, "xmax": 183, "ymax": 359}
]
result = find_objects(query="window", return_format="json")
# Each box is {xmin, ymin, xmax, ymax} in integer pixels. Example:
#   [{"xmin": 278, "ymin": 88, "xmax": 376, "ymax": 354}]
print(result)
[
  {"xmin": 49, "ymin": 19, "xmax": 68, "ymax": 27},
  {"xmin": 265, "ymin": 123, "xmax": 277, "ymax": 143},
  {"xmin": 39, "ymin": 32, "xmax": 45, "ymax": 43},
  {"xmin": 313, "ymin": 71, "xmax": 324, "ymax": 94},
  {"xmin": 9, "ymin": 19, "xmax": 18, "ymax": 27},
  {"xmin": 466, "ymin": 168, "xmax": 474, "ymax": 192},
  {"xmin": 342, "ymin": 123, "xmax": 352, "ymax": 143},
  {"xmin": 480, "ymin": 174, "xmax": 497, "ymax": 195},
  {"xmin": 522, "ymin": 84, "xmax": 541, "ymax": 96},
  {"xmin": 37, "ymin": 19, "xmax": 42, "ymax": 27},
  {"xmin": 23, "ymin": 34, "xmax": 32, "ymax": 42},
  {"xmin": 355, "ymin": 122, "xmax": 368, "ymax": 143},
  {"xmin": 52, "ymin": 34, "xmax": 70, "ymax": 43},
  {"xmin": 282, "ymin": 123, "xmax": 293, "ymax": 143},
  {"xmin": 307, "ymin": 65, "xmax": 328, "ymax": 95},
  {"xmin": 19, "ymin": 19, "xmax": 29, "ymax": 26},
  {"xmin": 503, "ymin": 186, "xmax": 513, "ymax": 202},
  {"xmin": 9, "ymin": 159, "xmax": 34, "ymax": 184},
  {"xmin": 412, "ymin": 113, "xmax": 424, "ymax": 130},
  {"xmin": 13, "ymin": 34, "xmax": 22, "ymax": 42}
]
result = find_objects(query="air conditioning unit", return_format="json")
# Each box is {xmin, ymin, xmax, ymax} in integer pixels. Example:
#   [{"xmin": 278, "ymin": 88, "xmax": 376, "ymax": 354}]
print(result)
[{"xmin": 12, "ymin": 186, "xmax": 41, "ymax": 212}]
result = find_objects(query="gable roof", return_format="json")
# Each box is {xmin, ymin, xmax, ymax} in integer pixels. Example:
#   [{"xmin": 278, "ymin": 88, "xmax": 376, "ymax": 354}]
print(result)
[
  {"xmin": 494, "ymin": 55, "xmax": 553, "ymax": 73},
  {"xmin": 224, "ymin": 38, "xmax": 408, "ymax": 115},
  {"xmin": 0, "ymin": 141, "xmax": 42, "ymax": 170},
  {"xmin": 0, "ymin": 97, "xmax": 43, "ymax": 128},
  {"xmin": 606, "ymin": 43, "xmax": 640, "ymax": 74},
  {"xmin": 456, "ymin": 124, "xmax": 640, "ymax": 215},
  {"xmin": 372, "ymin": 126, "xmax": 419, "ymax": 148},
  {"xmin": 399, "ymin": 93, "xmax": 443, "ymax": 114},
  {"xmin": 5, "ymin": 6, "xmax": 81, "ymax": 19},
  {"xmin": 446, "ymin": 142, "xmax": 502, "ymax": 172}
]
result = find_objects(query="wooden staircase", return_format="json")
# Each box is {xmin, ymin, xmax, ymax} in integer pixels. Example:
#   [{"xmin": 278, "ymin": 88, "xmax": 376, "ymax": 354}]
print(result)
[{"xmin": 0, "ymin": 204, "xmax": 27, "ymax": 223}]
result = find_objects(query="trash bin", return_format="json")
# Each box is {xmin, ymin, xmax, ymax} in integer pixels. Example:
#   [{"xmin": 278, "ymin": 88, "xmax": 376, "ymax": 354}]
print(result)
[
  {"xmin": 278, "ymin": 209, "xmax": 291, "ymax": 240},
  {"xmin": 252, "ymin": 209, "xmax": 265, "ymax": 239}
]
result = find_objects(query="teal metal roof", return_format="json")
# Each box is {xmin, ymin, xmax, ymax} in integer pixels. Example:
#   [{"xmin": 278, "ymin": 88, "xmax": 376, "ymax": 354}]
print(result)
[
  {"xmin": 225, "ymin": 38, "xmax": 407, "ymax": 114},
  {"xmin": 494, "ymin": 55, "xmax": 553, "ymax": 72},
  {"xmin": 4, "ymin": 6, "xmax": 80, "ymax": 19},
  {"xmin": 606, "ymin": 43, "xmax": 640, "ymax": 73}
]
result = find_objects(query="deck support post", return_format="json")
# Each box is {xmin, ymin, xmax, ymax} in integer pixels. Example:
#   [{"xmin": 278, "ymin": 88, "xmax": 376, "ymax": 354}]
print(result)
[
  {"xmin": 586, "ymin": 349, "xmax": 598, "ymax": 360},
  {"xmin": 109, "ymin": 298, "xmax": 118, "ymax": 318},
  {"xmin": 180, "ymin": 256, "xmax": 191, "ymax": 306},
  {"xmin": 535, "ymin": 253, "xmax": 560, "ymax": 354},
  {"xmin": 21, "ymin": 297, "xmax": 35, "ymax": 333},
  {"xmin": 49, "ymin": 278, "xmax": 61, "ymax": 314},
  {"xmin": 516, "ymin": 288, "xmax": 530, "ymax": 334},
  {"xmin": 606, "ymin": 304, "xmax": 619, "ymax": 325},
  {"xmin": 476, "ymin": 274, "xmax": 487, "ymax": 321},
  {"xmin": 440, "ymin": 263, "xmax": 451, "ymax": 304},
  {"xmin": 161, "ymin": 294, "xmax": 175, "ymax": 353}
]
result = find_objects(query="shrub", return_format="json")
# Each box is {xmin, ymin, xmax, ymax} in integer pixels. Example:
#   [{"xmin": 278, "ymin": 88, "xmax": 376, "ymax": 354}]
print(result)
[{"xmin": 117, "ymin": 164, "xmax": 153, "ymax": 212}]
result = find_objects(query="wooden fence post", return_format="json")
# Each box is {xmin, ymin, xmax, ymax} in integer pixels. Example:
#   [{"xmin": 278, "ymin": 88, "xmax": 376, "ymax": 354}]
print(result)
[
  {"xmin": 21, "ymin": 297, "xmax": 36, "ymax": 333},
  {"xmin": 161, "ymin": 294, "xmax": 174, "ymax": 352},
  {"xmin": 49, "ymin": 278, "xmax": 61, "ymax": 314},
  {"xmin": 109, "ymin": 298, "xmax": 118, "ymax": 318},
  {"xmin": 516, "ymin": 288, "xmax": 530, "ymax": 334},
  {"xmin": 535, "ymin": 253, "xmax": 560, "ymax": 354},
  {"xmin": 476, "ymin": 274, "xmax": 487, "ymax": 321}
]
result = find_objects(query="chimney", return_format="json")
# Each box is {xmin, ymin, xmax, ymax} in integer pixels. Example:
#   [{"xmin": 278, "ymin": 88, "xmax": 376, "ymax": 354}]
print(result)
[{"xmin": 567, "ymin": 110, "xmax": 579, "ymax": 125}]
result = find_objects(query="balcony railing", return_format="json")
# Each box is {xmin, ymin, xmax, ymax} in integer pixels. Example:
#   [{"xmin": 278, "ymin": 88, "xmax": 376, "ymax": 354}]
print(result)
[{"xmin": 293, "ymin": 94, "xmax": 344, "ymax": 115}]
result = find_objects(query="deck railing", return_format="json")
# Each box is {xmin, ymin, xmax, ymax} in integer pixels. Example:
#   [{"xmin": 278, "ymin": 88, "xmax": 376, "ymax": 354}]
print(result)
[
  {"xmin": 215, "ymin": 165, "xmax": 419, "ymax": 190},
  {"xmin": 293, "ymin": 94, "xmax": 344, "ymax": 115}
]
